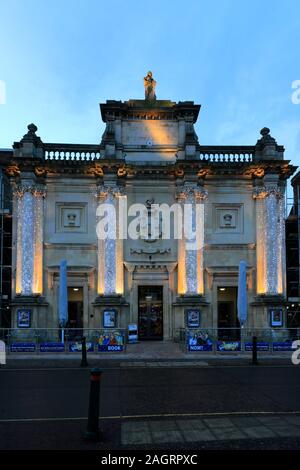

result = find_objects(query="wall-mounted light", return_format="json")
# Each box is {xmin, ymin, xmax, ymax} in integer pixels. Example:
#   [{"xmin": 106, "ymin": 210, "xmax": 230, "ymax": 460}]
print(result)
[
  {"xmin": 73, "ymin": 288, "xmax": 79, "ymax": 292},
  {"xmin": 219, "ymin": 287, "xmax": 226, "ymax": 291}
]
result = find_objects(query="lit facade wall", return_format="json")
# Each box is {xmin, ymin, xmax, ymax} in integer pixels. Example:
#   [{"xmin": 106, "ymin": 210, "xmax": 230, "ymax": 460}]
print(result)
[{"xmin": 5, "ymin": 99, "xmax": 296, "ymax": 335}]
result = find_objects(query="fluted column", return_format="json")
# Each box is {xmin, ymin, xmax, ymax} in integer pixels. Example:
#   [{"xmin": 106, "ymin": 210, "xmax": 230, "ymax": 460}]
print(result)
[
  {"xmin": 177, "ymin": 183, "xmax": 207, "ymax": 295},
  {"xmin": 96, "ymin": 185, "xmax": 125, "ymax": 295},
  {"xmin": 253, "ymin": 184, "xmax": 285, "ymax": 295},
  {"xmin": 14, "ymin": 184, "xmax": 45, "ymax": 295}
]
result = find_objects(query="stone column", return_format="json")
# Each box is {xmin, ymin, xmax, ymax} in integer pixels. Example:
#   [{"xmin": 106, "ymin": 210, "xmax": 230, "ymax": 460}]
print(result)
[
  {"xmin": 14, "ymin": 183, "xmax": 45, "ymax": 295},
  {"xmin": 96, "ymin": 184, "xmax": 125, "ymax": 295},
  {"xmin": 177, "ymin": 183, "xmax": 207, "ymax": 295},
  {"xmin": 253, "ymin": 183, "xmax": 285, "ymax": 295},
  {"xmin": 277, "ymin": 193, "xmax": 286, "ymax": 294}
]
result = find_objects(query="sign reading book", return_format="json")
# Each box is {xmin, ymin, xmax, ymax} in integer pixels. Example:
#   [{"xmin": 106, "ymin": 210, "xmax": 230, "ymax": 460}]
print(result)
[{"xmin": 98, "ymin": 330, "xmax": 125, "ymax": 352}]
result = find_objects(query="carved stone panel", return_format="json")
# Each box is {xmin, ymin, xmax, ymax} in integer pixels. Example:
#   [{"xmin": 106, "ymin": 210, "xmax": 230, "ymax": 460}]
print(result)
[
  {"xmin": 213, "ymin": 203, "xmax": 243, "ymax": 234},
  {"xmin": 55, "ymin": 202, "xmax": 87, "ymax": 233}
]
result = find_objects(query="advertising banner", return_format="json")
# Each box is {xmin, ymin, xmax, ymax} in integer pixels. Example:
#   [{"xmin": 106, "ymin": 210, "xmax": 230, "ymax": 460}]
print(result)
[
  {"xmin": 217, "ymin": 341, "xmax": 241, "ymax": 352},
  {"xmin": 40, "ymin": 342, "xmax": 65, "ymax": 352},
  {"xmin": 186, "ymin": 309, "xmax": 200, "ymax": 328},
  {"xmin": 245, "ymin": 342, "xmax": 269, "ymax": 351},
  {"xmin": 10, "ymin": 342, "xmax": 36, "ymax": 353},
  {"xmin": 269, "ymin": 308, "xmax": 283, "ymax": 327},
  {"xmin": 128, "ymin": 324, "xmax": 138, "ymax": 343},
  {"xmin": 17, "ymin": 309, "xmax": 31, "ymax": 328},
  {"xmin": 69, "ymin": 341, "xmax": 94, "ymax": 352},
  {"xmin": 272, "ymin": 341, "xmax": 293, "ymax": 351},
  {"xmin": 188, "ymin": 331, "xmax": 213, "ymax": 351},
  {"xmin": 98, "ymin": 330, "xmax": 125, "ymax": 352},
  {"xmin": 103, "ymin": 309, "xmax": 117, "ymax": 328}
]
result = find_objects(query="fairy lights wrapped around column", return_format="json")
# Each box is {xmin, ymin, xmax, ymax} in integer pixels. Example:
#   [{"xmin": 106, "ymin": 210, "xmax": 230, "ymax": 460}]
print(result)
[
  {"xmin": 96, "ymin": 184, "xmax": 125, "ymax": 295},
  {"xmin": 177, "ymin": 183, "xmax": 207, "ymax": 295},
  {"xmin": 253, "ymin": 184, "xmax": 285, "ymax": 295},
  {"xmin": 14, "ymin": 184, "xmax": 46, "ymax": 295}
]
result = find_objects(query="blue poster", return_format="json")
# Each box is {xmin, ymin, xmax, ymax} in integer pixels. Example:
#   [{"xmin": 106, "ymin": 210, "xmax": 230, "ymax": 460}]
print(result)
[
  {"xmin": 272, "ymin": 341, "xmax": 293, "ymax": 352},
  {"xmin": 98, "ymin": 331, "xmax": 124, "ymax": 352},
  {"xmin": 245, "ymin": 342, "xmax": 269, "ymax": 351},
  {"xmin": 10, "ymin": 342, "xmax": 36, "ymax": 352},
  {"xmin": 186, "ymin": 310, "xmax": 200, "ymax": 328},
  {"xmin": 217, "ymin": 341, "xmax": 241, "ymax": 352},
  {"xmin": 17, "ymin": 309, "xmax": 31, "ymax": 328},
  {"xmin": 188, "ymin": 331, "xmax": 213, "ymax": 351},
  {"xmin": 40, "ymin": 342, "xmax": 65, "ymax": 352},
  {"xmin": 69, "ymin": 341, "xmax": 94, "ymax": 352}
]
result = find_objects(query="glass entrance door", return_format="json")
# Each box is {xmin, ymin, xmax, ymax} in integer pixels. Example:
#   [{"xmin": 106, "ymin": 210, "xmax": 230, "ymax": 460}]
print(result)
[{"xmin": 138, "ymin": 286, "xmax": 163, "ymax": 340}]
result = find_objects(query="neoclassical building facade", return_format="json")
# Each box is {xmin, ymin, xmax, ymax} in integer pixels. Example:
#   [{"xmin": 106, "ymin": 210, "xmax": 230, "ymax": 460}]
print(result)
[{"xmin": 0, "ymin": 92, "xmax": 296, "ymax": 340}]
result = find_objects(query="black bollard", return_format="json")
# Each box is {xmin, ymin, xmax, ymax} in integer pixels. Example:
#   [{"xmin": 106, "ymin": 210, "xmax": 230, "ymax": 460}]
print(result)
[
  {"xmin": 80, "ymin": 336, "xmax": 88, "ymax": 367},
  {"xmin": 85, "ymin": 368, "xmax": 102, "ymax": 441},
  {"xmin": 252, "ymin": 335, "xmax": 258, "ymax": 365}
]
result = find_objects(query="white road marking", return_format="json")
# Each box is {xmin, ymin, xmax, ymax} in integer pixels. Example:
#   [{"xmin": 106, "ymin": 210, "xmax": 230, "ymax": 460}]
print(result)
[
  {"xmin": 1, "ymin": 410, "xmax": 300, "ymax": 423},
  {"xmin": 0, "ymin": 368, "xmax": 96, "ymax": 372}
]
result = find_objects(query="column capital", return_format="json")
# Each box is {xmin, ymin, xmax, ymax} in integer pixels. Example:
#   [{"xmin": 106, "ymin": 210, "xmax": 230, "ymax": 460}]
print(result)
[
  {"xmin": 13, "ymin": 183, "xmax": 46, "ymax": 198},
  {"xmin": 252, "ymin": 184, "xmax": 284, "ymax": 200},
  {"xmin": 96, "ymin": 184, "xmax": 125, "ymax": 200},
  {"xmin": 176, "ymin": 182, "xmax": 208, "ymax": 202}
]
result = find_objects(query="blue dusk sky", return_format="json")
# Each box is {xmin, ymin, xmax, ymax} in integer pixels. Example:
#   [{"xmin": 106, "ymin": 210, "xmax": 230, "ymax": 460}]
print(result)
[{"xmin": 0, "ymin": 0, "xmax": 299, "ymax": 178}]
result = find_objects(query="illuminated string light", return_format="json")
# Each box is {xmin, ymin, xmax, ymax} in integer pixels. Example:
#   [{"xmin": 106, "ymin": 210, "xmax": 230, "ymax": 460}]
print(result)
[
  {"xmin": 177, "ymin": 184, "xmax": 207, "ymax": 295},
  {"xmin": 253, "ymin": 185, "xmax": 285, "ymax": 295},
  {"xmin": 14, "ymin": 184, "xmax": 45, "ymax": 295},
  {"xmin": 96, "ymin": 185, "xmax": 125, "ymax": 295}
]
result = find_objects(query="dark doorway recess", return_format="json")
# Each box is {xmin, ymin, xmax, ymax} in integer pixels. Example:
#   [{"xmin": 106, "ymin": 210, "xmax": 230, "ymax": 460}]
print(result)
[{"xmin": 138, "ymin": 286, "xmax": 163, "ymax": 340}]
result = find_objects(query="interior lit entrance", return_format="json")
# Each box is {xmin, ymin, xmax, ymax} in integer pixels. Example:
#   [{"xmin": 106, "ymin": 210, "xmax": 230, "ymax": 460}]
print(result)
[
  {"xmin": 138, "ymin": 286, "xmax": 163, "ymax": 340},
  {"xmin": 217, "ymin": 286, "xmax": 240, "ymax": 340},
  {"xmin": 67, "ymin": 287, "xmax": 83, "ymax": 334}
]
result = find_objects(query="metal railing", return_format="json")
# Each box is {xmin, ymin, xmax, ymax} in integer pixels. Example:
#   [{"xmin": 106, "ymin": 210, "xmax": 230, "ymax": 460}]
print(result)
[
  {"xmin": 176, "ymin": 327, "xmax": 300, "ymax": 354},
  {"xmin": 1, "ymin": 327, "xmax": 299, "ymax": 355},
  {"xmin": 0, "ymin": 328, "xmax": 127, "ymax": 353}
]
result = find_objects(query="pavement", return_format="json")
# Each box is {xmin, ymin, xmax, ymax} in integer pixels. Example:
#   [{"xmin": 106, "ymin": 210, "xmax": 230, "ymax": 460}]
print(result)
[{"xmin": 121, "ymin": 415, "xmax": 300, "ymax": 447}]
